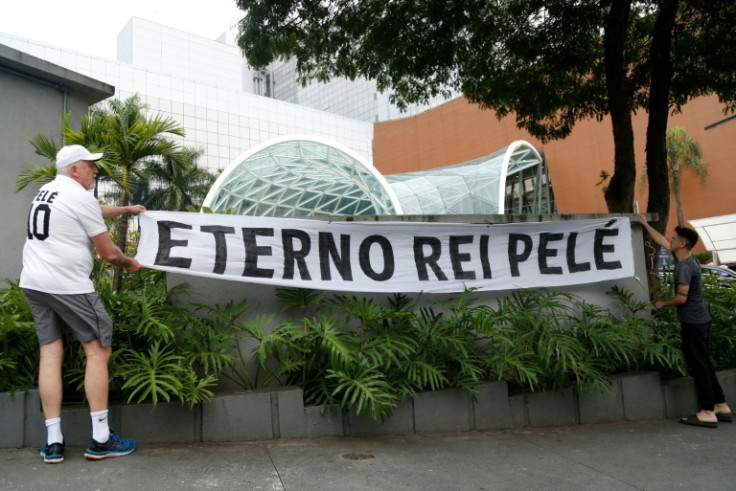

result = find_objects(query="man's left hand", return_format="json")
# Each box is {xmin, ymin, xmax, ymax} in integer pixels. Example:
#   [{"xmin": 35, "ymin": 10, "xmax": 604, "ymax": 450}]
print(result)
[{"xmin": 126, "ymin": 205, "xmax": 146, "ymax": 215}]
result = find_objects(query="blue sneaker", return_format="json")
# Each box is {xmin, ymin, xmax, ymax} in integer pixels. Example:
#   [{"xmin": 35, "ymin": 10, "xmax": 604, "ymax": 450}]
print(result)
[
  {"xmin": 40, "ymin": 442, "xmax": 65, "ymax": 464},
  {"xmin": 84, "ymin": 428, "xmax": 135, "ymax": 460}
]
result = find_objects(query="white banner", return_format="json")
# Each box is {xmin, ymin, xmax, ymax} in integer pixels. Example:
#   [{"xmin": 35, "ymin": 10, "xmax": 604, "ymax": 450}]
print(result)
[{"xmin": 135, "ymin": 211, "xmax": 634, "ymax": 293}]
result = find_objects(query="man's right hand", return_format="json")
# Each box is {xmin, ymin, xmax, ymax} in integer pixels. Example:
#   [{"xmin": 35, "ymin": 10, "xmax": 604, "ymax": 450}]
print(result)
[{"xmin": 125, "ymin": 258, "xmax": 142, "ymax": 273}]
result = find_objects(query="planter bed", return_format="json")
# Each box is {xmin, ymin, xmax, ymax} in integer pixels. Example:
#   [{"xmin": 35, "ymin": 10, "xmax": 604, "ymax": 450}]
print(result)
[{"xmin": 3, "ymin": 370, "xmax": 735, "ymax": 449}]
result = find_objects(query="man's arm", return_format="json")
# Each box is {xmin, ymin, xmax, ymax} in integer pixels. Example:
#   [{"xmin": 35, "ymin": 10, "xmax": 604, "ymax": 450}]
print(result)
[
  {"xmin": 637, "ymin": 213, "xmax": 670, "ymax": 250},
  {"xmin": 91, "ymin": 231, "xmax": 141, "ymax": 273},
  {"xmin": 655, "ymin": 283, "xmax": 689, "ymax": 309},
  {"xmin": 101, "ymin": 205, "xmax": 146, "ymax": 219}
]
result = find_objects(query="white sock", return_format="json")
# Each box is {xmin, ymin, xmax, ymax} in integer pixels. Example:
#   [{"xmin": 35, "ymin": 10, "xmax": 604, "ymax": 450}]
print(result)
[
  {"xmin": 45, "ymin": 417, "xmax": 63, "ymax": 445},
  {"xmin": 90, "ymin": 409, "xmax": 110, "ymax": 443}
]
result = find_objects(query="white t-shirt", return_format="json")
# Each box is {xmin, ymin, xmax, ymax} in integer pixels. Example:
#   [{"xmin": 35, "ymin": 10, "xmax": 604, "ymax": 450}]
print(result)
[{"xmin": 20, "ymin": 175, "xmax": 108, "ymax": 294}]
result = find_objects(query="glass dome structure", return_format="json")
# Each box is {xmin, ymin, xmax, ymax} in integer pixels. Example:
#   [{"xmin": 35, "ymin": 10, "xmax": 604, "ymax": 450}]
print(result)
[
  {"xmin": 204, "ymin": 137, "xmax": 555, "ymax": 216},
  {"xmin": 387, "ymin": 141, "xmax": 554, "ymax": 215},
  {"xmin": 203, "ymin": 136, "xmax": 402, "ymax": 216}
]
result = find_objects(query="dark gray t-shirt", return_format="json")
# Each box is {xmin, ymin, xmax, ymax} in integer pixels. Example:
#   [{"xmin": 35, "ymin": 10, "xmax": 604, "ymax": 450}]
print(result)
[{"xmin": 674, "ymin": 254, "xmax": 711, "ymax": 324}]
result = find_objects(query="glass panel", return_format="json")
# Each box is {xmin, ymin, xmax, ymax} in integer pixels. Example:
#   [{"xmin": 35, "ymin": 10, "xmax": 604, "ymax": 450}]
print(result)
[{"xmin": 207, "ymin": 139, "xmax": 555, "ymax": 217}]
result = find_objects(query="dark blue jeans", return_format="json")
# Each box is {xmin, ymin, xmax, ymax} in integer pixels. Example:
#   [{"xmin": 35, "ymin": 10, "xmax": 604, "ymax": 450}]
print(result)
[{"xmin": 681, "ymin": 321, "xmax": 726, "ymax": 411}]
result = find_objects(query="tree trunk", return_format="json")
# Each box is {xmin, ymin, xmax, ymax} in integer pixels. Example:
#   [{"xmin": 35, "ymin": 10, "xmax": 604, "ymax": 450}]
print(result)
[
  {"xmin": 672, "ymin": 170, "xmax": 684, "ymax": 227},
  {"xmin": 112, "ymin": 168, "xmax": 132, "ymax": 292},
  {"xmin": 603, "ymin": 0, "xmax": 637, "ymax": 213},
  {"xmin": 644, "ymin": 0, "xmax": 678, "ymax": 236}
]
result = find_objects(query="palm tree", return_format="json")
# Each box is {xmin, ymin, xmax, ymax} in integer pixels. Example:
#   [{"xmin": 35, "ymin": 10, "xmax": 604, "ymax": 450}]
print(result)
[
  {"xmin": 666, "ymin": 127, "xmax": 708, "ymax": 227},
  {"xmin": 17, "ymin": 94, "xmax": 185, "ymax": 290},
  {"xmin": 639, "ymin": 126, "xmax": 708, "ymax": 227},
  {"xmin": 143, "ymin": 147, "xmax": 218, "ymax": 211},
  {"xmin": 89, "ymin": 95, "xmax": 186, "ymax": 290},
  {"xmin": 16, "ymin": 112, "xmax": 111, "ymax": 191}
]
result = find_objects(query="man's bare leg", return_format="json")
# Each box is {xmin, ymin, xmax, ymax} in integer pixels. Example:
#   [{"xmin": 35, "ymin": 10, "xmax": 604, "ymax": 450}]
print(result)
[
  {"xmin": 38, "ymin": 339, "xmax": 64, "ymax": 419},
  {"xmin": 81, "ymin": 339, "xmax": 111, "ymax": 412}
]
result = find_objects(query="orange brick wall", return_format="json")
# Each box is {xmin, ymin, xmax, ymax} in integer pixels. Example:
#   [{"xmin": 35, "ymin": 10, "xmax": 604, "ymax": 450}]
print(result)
[{"xmin": 374, "ymin": 96, "xmax": 736, "ymax": 241}]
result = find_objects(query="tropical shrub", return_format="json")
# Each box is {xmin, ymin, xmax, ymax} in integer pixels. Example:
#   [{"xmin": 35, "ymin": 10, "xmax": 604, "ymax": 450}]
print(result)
[
  {"xmin": 703, "ymin": 275, "xmax": 736, "ymax": 371},
  {"xmin": 0, "ymin": 281, "xmax": 37, "ymax": 393},
  {"xmin": 234, "ymin": 286, "xmax": 689, "ymax": 419},
  {"xmin": 88, "ymin": 266, "xmax": 221, "ymax": 408},
  {"xmin": 3, "ymin": 272, "xmax": 736, "ymax": 421}
]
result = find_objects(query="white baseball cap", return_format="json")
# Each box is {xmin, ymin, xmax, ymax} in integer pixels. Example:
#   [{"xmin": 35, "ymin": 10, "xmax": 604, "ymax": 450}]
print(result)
[{"xmin": 55, "ymin": 145, "xmax": 104, "ymax": 170}]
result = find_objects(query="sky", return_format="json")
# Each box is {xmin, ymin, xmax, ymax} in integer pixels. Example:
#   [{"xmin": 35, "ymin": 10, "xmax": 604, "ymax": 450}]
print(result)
[{"xmin": 0, "ymin": 0, "xmax": 245, "ymax": 59}]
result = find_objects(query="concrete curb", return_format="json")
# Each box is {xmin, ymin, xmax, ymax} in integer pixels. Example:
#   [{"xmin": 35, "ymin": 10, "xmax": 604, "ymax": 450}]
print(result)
[{"xmin": 2, "ymin": 369, "xmax": 735, "ymax": 448}]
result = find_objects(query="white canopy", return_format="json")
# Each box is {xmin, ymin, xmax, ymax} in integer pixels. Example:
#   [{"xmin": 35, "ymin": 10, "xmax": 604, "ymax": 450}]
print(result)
[{"xmin": 689, "ymin": 214, "xmax": 736, "ymax": 265}]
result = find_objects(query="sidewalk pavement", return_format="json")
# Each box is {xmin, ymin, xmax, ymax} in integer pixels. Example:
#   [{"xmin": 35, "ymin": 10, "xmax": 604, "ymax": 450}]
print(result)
[{"xmin": 1, "ymin": 418, "xmax": 734, "ymax": 490}]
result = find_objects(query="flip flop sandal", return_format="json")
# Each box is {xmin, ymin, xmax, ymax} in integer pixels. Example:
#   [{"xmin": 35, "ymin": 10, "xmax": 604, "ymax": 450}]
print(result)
[{"xmin": 680, "ymin": 414, "xmax": 717, "ymax": 428}]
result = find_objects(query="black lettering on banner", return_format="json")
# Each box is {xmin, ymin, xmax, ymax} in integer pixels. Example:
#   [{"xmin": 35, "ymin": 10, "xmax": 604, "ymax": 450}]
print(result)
[
  {"xmin": 242, "ymin": 228, "xmax": 275, "ymax": 278},
  {"xmin": 359, "ymin": 235, "xmax": 394, "ymax": 281},
  {"xmin": 480, "ymin": 235, "xmax": 492, "ymax": 279},
  {"xmin": 508, "ymin": 233, "xmax": 533, "ymax": 277},
  {"xmin": 450, "ymin": 235, "xmax": 476, "ymax": 280},
  {"xmin": 200, "ymin": 225, "xmax": 235, "ymax": 275},
  {"xmin": 594, "ymin": 227, "xmax": 622, "ymax": 270},
  {"xmin": 27, "ymin": 203, "xmax": 51, "ymax": 240},
  {"xmin": 566, "ymin": 232, "xmax": 591, "ymax": 272},
  {"xmin": 319, "ymin": 232, "xmax": 352, "ymax": 281},
  {"xmin": 154, "ymin": 221, "xmax": 192, "ymax": 269},
  {"xmin": 538, "ymin": 232, "xmax": 563, "ymax": 275},
  {"xmin": 282, "ymin": 229, "xmax": 312, "ymax": 280},
  {"xmin": 413, "ymin": 237, "xmax": 448, "ymax": 281}
]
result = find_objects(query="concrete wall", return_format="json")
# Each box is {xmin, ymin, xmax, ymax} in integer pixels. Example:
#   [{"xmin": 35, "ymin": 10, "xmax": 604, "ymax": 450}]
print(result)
[
  {"xmin": 0, "ymin": 44, "xmax": 113, "ymax": 282},
  {"xmin": 5, "ymin": 370, "xmax": 734, "ymax": 448}
]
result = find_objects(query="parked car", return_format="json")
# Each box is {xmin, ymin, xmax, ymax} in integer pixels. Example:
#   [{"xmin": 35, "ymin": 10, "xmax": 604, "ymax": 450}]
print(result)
[
  {"xmin": 658, "ymin": 259, "xmax": 735, "ymax": 288},
  {"xmin": 700, "ymin": 264, "xmax": 736, "ymax": 288}
]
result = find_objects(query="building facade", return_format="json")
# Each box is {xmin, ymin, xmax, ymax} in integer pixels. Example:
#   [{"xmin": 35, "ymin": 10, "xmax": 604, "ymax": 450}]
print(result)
[
  {"xmin": 1, "ymin": 18, "xmax": 374, "ymax": 173},
  {"xmin": 374, "ymin": 96, "xmax": 736, "ymax": 239},
  {"xmin": 3, "ymin": 16, "xmax": 733, "ymax": 239}
]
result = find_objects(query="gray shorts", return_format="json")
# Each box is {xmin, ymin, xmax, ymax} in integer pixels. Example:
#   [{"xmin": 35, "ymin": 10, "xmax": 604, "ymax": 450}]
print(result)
[{"xmin": 22, "ymin": 289, "xmax": 113, "ymax": 347}]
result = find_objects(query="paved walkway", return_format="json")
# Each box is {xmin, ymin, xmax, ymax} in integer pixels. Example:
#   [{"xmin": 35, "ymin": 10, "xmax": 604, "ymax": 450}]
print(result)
[{"xmin": 1, "ymin": 418, "xmax": 734, "ymax": 490}]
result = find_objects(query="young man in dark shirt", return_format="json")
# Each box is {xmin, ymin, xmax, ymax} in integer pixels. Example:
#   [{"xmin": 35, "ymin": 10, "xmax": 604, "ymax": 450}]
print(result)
[{"xmin": 638, "ymin": 214, "xmax": 732, "ymax": 427}]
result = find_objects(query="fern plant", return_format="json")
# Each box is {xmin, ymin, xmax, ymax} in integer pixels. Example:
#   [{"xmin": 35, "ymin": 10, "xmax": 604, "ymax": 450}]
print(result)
[
  {"xmin": 117, "ymin": 341, "xmax": 186, "ymax": 406},
  {"xmin": 0, "ymin": 281, "xmax": 37, "ymax": 392}
]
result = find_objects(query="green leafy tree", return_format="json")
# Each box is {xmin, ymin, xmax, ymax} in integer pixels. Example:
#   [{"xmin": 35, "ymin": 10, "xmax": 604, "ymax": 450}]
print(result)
[
  {"xmin": 143, "ymin": 147, "xmax": 218, "ymax": 211},
  {"xmin": 235, "ymin": 0, "xmax": 736, "ymax": 234}
]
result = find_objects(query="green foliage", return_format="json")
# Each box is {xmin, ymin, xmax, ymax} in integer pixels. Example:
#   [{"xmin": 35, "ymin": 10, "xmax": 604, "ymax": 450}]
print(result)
[
  {"xmin": 4, "ymin": 273, "xmax": 736, "ymax": 421},
  {"xmin": 704, "ymin": 277, "xmax": 736, "ymax": 371},
  {"xmin": 143, "ymin": 147, "xmax": 218, "ymax": 212},
  {"xmin": 0, "ymin": 281, "xmax": 37, "ymax": 392},
  {"xmin": 15, "ymin": 164, "xmax": 56, "ymax": 192},
  {"xmin": 118, "ymin": 341, "xmax": 184, "ymax": 405},
  {"xmin": 477, "ymin": 288, "xmax": 648, "ymax": 393},
  {"xmin": 64, "ymin": 269, "xmax": 222, "ymax": 408},
  {"xmin": 640, "ymin": 126, "xmax": 709, "ymax": 227},
  {"xmin": 236, "ymin": 287, "xmax": 697, "ymax": 419},
  {"xmin": 276, "ymin": 288, "xmax": 325, "ymax": 315},
  {"xmin": 694, "ymin": 251, "xmax": 712, "ymax": 264},
  {"xmin": 608, "ymin": 286, "xmax": 685, "ymax": 379}
]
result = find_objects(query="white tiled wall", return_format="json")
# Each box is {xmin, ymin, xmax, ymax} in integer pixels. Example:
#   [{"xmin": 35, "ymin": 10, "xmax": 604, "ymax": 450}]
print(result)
[{"xmin": 0, "ymin": 18, "xmax": 374, "ymax": 173}]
